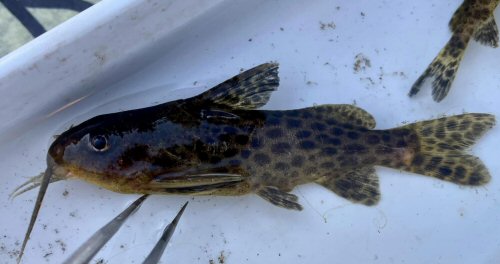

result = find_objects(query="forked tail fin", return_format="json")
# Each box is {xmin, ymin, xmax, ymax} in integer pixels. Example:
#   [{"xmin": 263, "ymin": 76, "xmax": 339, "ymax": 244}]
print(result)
[
  {"xmin": 408, "ymin": 33, "xmax": 471, "ymax": 102},
  {"xmin": 400, "ymin": 113, "xmax": 495, "ymax": 185}
]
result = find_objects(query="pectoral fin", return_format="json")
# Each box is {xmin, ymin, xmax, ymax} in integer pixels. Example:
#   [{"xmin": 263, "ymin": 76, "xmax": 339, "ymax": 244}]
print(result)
[
  {"xmin": 146, "ymin": 169, "xmax": 245, "ymax": 194},
  {"xmin": 257, "ymin": 186, "xmax": 303, "ymax": 211},
  {"xmin": 474, "ymin": 16, "xmax": 499, "ymax": 47},
  {"xmin": 316, "ymin": 167, "xmax": 380, "ymax": 206},
  {"xmin": 190, "ymin": 63, "xmax": 279, "ymax": 110}
]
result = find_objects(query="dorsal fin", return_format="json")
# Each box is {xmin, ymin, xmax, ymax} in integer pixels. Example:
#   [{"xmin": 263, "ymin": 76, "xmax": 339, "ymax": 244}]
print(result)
[{"xmin": 190, "ymin": 63, "xmax": 279, "ymax": 110}]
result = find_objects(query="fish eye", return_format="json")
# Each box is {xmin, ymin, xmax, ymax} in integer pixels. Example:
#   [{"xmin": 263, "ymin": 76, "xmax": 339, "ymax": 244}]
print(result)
[{"xmin": 89, "ymin": 135, "xmax": 109, "ymax": 152}]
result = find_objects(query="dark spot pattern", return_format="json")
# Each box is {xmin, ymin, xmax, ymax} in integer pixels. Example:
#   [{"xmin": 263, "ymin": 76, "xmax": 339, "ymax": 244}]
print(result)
[
  {"xmin": 271, "ymin": 142, "xmax": 292, "ymax": 154},
  {"xmin": 439, "ymin": 166, "xmax": 453, "ymax": 176},
  {"xmin": 412, "ymin": 154, "xmax": 424, "ymax": 166},
  {"xmin": 253, "ymin": 153, "xmax": 271, "ymax": 165},
  {"xmin": 454, "ymin": 166, "xmax": 466, "ymax": 179},
  {"xmin": 250, "ymin": 138, "xmax": 263, "ymax": 149},
  {"xmin": 344, "ymin": 144, "xmax": 367, "ymax": 154},
  {"xmin": 274, "ymin": 162, "xmax": 290, "ymax": 171},
  {"xmin": 329, "ymin": 138, "xmax": 342, "ymax": 145},
  {"xmin": 286, "ymin": 119, "xmax": 302, "ymax": 128},
  {"xmin": 267, "ymin": 118, "xmax": 281, "ymax": 126},
  {"xmin": 296, "ymin": 130, "xmax": 312, "ymax": 139},
  {"xmin": 320, "ymin": 162, "xmax": 335, "ymax": 169},
  {"xmin": 228, "ymin": 159, "xmax": 242, "ymax": 166},
  {"xmin": 223, "ymin": 126, "xmax": 238, "ymax": 134},
  {"xmin": 240, "ymin": 150, "xmax": 251, "ymax": 159},
  {"xmin": 299, "ymin": 140, "xmax": 316, "ymax": 150},
  {"xmin": 266, "ymin": 128, "xmax": 283, "ymax": 138},
  {"xmin": 396, "ymin": 140, "xmax": 408, "ymax": 148},
  {"xmin": 366, "ymin": 135, "xmax": 380, "ymax": 144},
  {"xmin": 291, "ymin": 156, "xmax": 304, "ymax": 167},
  {"xmin": 311, "ymin": 122, "xmax": 326, "ymax": 131},
  {"xmin": 347, "ymin": 131, "xmax": 360, "ymax": 140},
  {"xmin": 331, "ymin": 127, "xmax": 344, "ymax": 136},
  {"xmin": 321, "ymin": 147, "xmax": 338, "ymax": 155}
]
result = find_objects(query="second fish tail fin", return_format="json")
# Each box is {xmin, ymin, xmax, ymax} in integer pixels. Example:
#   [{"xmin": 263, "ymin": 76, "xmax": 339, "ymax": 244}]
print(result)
[
  {"xmin": 400, "ymin": 113, "xmax": 495, "ymax": 185},
  {"xmin": 408, "ymin": 33, "xmax": 471, "ymax": 102}
]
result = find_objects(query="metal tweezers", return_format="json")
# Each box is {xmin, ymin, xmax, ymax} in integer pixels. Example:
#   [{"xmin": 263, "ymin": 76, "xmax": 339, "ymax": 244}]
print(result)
[{"xmin": 62, "ymin": 195, "xmax": 188, "ymax": 264}]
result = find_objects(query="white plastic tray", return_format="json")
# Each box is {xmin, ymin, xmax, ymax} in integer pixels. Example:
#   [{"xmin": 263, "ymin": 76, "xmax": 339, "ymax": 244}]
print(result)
[{"xmin": 1, "ymin": 0, "xmax": 499, "ymax": 263}]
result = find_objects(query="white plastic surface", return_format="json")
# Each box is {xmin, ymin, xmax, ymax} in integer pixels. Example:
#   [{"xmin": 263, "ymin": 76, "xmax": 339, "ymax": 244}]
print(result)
[{"xmin": 0, "ymin": 0, "xmax": 499, "ymax": 263}]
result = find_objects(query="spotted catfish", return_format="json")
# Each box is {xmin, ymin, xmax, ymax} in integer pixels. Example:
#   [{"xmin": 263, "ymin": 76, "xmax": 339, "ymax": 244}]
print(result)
[
  {"xmin": 15, "ymin": 63, "xmax": 495, "ymax": 262},
  {"xmin": 409, "ymin": 0, "xmax": 499, "ymax": 102}
]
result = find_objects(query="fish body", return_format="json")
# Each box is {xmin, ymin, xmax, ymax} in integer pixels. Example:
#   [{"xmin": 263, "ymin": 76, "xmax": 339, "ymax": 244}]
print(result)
[
  {"xmin": 16, "ymin": 63, "xmax": 495, "ymax": 262},
  {"xmin": 409, "ymin": 0, "xmax": 499, "ymax": 102},
  {"xmin": 44, "ymin": 63, "xmax": 494, "ymax": 210}
]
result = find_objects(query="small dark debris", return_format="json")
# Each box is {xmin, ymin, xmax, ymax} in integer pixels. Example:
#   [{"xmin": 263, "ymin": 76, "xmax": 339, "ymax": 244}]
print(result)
[
  {"xmin": 353, "ymin": 53, "xmax": 371, "ymax": 73},
  {"xmin": 319, "ymin": 21, "xmax": 336, "ymax": 30},
  {"xmin": 218, "ymin": 251, "xmax": 226, "ymax": 264},
  {"xmin": 56, "ymin": 240, "xmax": 66, "ymax": 253}
]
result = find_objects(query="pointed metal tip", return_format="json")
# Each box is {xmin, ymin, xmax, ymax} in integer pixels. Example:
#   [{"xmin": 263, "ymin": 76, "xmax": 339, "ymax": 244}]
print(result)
[
  {"xmin": 173, "ymin": 201, "xmax": 189, "ymax": 224},
  {"xmin": 62, "ymin": 194, "xmax": 150, "ymax": 264},
  {"xmin": 142, "ymin": 201, "xmax": 189, "ymax": 264}
]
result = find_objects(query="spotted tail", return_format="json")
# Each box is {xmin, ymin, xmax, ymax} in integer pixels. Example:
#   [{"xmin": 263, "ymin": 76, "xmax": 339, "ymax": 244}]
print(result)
[
  {"xmin": 400, "ymin": 113, "xmax": 495, "ymax": 185},
  {"xmin": 408, "ymin": 33, "xmax": 471, "ymax": 102}
]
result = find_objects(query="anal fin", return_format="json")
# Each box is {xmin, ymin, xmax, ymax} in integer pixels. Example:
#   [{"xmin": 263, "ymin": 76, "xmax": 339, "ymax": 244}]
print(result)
[
  {"xmin": 474, "ymin": 16, "xmax": 499, "ymax": 47},
  {"xmin": 316, "ymin": 167, "xmax": 380, "ymax": 206},
  {"xmin": 257, "ymin": 186, "xmax": 303, "ymax": 211}
]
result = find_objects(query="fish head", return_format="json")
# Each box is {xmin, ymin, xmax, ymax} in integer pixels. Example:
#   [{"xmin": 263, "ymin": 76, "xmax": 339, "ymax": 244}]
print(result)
[
  {"xmin": 48, "ymin": 115, "xmax": 125, "ymax": 188},
  {"xmin": 48, "ymin": 108, "xmax": 201, "ymax": 192}
]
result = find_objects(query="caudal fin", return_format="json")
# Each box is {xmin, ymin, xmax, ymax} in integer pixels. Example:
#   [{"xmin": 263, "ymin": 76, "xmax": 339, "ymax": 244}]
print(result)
[
  {"xmin": 408, "ymin": 33, "xmax": 470, "ymax": 102},
  {"xmin": 401, "ymin": 113, "xmax": 495, "ymax": 185}
]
